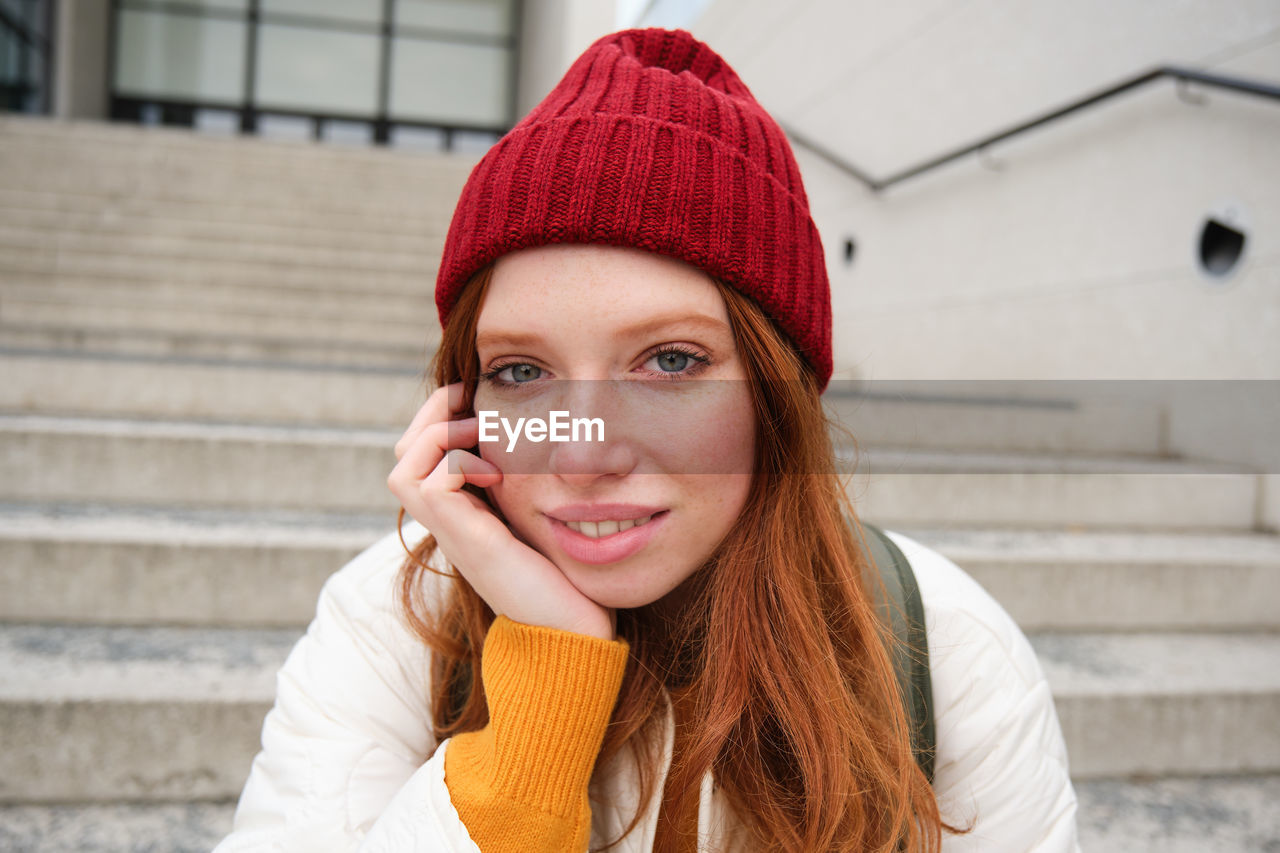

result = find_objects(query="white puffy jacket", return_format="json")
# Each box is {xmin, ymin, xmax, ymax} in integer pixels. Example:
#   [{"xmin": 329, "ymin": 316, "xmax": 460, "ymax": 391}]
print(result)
[{"xmin": 214, "ymin": 523, "xmax": 1080, "ymax": 852}]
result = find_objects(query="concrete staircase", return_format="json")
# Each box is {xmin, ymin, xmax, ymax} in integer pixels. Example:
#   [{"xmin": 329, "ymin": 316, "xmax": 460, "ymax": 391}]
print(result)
[{"xmin": 1, "ymin": 115, "xmax": 1278, "ymax": 851}]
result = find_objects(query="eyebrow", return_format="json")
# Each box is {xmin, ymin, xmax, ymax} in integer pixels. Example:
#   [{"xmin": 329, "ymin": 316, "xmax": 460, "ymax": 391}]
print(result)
[{"xmin": 475, "ymin": 312, "xmax": 732, "ymax": 351}]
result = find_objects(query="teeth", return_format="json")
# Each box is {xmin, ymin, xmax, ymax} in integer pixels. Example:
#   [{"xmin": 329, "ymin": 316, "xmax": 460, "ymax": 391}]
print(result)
[{"xmin": 566, "ymin": 515, "xmax": 653, "ymax": 538}]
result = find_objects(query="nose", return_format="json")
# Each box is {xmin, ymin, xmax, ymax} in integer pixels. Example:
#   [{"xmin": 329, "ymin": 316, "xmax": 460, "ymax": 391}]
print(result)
[{"xmin": 547, "ymin": 380, "xmax": 638, "ymax": 486}]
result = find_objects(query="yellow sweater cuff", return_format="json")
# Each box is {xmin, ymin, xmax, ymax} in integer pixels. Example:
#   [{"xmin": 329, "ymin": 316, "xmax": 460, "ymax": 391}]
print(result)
[{"xmin": 445, "ymin": 616, "xmax": 630, "ymax": 849}]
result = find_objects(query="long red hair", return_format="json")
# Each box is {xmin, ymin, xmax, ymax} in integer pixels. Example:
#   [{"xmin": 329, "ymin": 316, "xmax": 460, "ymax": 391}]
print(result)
[{"xmin": 398, "ymin": 263, "xmax": 944, "ymax": 851}]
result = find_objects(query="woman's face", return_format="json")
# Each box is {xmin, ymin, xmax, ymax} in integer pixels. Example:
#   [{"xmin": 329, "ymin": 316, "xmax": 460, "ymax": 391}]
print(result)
[{"xmin": 472, "ymin": 243, "xmax": 756, "ymax": 610}]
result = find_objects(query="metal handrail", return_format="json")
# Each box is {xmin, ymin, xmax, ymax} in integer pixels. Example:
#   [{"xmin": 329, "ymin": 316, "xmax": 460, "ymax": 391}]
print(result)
[{"xmin": 783, "ymin": 66, "xmax": 1280, "ymax": 193}]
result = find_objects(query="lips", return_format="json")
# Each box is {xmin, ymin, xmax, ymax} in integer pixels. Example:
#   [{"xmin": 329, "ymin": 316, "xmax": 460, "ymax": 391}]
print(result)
[
  {"xmin": 547, "ymin": 503, "xmax": 665, "ymax": 523},
  {"xmin": 546, "ymin": 507, "xmax": 668, "ymax": 564}
]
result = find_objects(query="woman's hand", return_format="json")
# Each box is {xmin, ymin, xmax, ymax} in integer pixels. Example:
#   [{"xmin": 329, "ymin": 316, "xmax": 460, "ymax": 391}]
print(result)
[{"xmin": 388, "ymin": 383, "xmax": 616, "ymax": 641}]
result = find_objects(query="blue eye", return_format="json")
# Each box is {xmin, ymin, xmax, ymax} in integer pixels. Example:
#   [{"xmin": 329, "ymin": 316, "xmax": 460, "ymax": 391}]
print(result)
[
  {"xmin": 484, "ymin": 362, "xmax": 542, "ymax": 385},
  {"xmin": 642, "ymin": 347, "xmax": 709, "ymax": 376},
  {"xmin": 654, "ymin": 351, "xmax": 690, "ymax": 372}
]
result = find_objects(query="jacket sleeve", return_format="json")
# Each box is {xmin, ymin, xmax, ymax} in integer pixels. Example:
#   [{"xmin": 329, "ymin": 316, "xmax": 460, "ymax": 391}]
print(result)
[
  {"xmin": 885, "ymin": 531, "xmax": 1081, "ymax": 853},
  {"xmin": 441, "ymin": 616, "xmax": 630, "ymax": 852},
  {"xmin": 213, "ymin": 523, "xmax": 484, "ymax": 852}
]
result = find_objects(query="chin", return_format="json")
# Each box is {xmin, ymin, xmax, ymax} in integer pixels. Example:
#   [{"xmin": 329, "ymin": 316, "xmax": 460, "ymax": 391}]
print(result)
[{"xmin": 558, "ymin": 565, "xmax": 678, "ymax": 611}]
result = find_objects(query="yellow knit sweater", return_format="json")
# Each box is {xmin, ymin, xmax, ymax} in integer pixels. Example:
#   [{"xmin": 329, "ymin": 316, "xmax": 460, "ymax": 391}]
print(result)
[{"xmin": 443, "ymin": 616, "xmax": 631, "ymax": 852}]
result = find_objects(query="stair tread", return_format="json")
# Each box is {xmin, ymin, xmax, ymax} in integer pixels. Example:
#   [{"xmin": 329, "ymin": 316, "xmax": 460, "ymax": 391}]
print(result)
[
  {"xmin": 0, "ymin": 623, "xmax": 298, "ymax": 702},
  {"xmin": 0, "ymin": 412, "xmax": 398, "ymax": 445},
  {"xmin": 898, "ymin": 525, "xmax": 1280, "ymax": 564},
  {"xmin": 850, "ymin": 445, "xmax": 1255, "ymax": 474},
  {"xmin": 0, "ymin": 501, "xmax": 392, "ymax": 546},
  {"xmin": 1, "ymin": 775, "xmax": 1277, "ymax": 851},
  {"xmin": 1075, "ymin": 774, "xmax": 1280, "ymax": 852},
  {"xmin": 1030, "ymin": 632, "xmax": 1280, "ymax": 695},
  {"xmin": 0, "ymin": 802, "xmax": 233, "ymax": 853},
  {"xmin": 4, "ymin": 617, "xmax": 1276, "ymax": 702},
  {"xmin": 0, "ymin": 411, "xmax": 1249, "ymax": 470}
]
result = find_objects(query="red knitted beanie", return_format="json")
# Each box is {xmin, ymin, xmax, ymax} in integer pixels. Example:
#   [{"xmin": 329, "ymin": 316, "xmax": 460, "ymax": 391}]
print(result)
[{"xmin": 435, "ymin": 27, "xmax": 832, "ymax": 389}]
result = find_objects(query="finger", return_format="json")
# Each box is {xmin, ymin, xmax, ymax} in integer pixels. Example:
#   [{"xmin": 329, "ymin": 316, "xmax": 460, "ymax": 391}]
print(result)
[
  {"xmin": 399, "ymin": 450, "xmax": 502, "ymax": 539},
  {"xmin": 387, "ymin": 418, "xmax": 483, "ymax": 503},
  {"xmin": 427, "ymin": 448, "xmax": 503, "ymax": 492},
  {"xmin": 395, "ymin": 382, "xmax": 468, "ymax": 460}
]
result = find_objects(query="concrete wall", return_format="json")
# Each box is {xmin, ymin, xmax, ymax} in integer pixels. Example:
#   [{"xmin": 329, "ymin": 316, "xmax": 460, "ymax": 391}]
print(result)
[
  {"xmin": 53, "ymin": 0, "xmax": 110, "ymax": 120},
  {"xmin": 803, "ymin": 78, "xmax": 1280, "ymax": 382},
  {"xmin": 677, "ymin": 1, "xmax": 1280, "ymax": 381},
  {"xmin": 516, "ymin": 0, "xmax": 615, "ymax": 116}
]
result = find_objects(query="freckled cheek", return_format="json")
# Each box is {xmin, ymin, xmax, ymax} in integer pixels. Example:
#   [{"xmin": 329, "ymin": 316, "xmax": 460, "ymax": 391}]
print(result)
[
  {"xmin": 481, "ymin": 475, "xmax": 542, "ymax": 534},
  {"xmin": 645, "ymin": 394, "xmax": 755, "ymax": 474},
  {"xmin": 476, "ymin": 429, "xmax": 555, "ymax": 476}
]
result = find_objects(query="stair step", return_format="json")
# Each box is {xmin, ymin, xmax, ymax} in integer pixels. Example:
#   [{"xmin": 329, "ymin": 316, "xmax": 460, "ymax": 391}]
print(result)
[
  {"xmin": 0, "ymin": 151, "xmax": 467, "ymax": 202},
  {"xmin": 1, "ymin": 268, "xmax": 434, "ymax": 310},
  {"xmin": 0, "ymin": 328, "xmax": 428, "ymax": 368},
  {"xmin": 0, "ymin": 623, "xmax": 296, "ymax": 802},
  {"xmin": 4, "ymin": 498, "xmax": 1275, "ymax": 630},
  {"xmin": 0, "ymin": 247, "xmax": 435, "ymax": 292},
  {"xmin": 0, "ymin": 130, "xmax": 472, "ymax": 210},
  {"xmin": 1, "ymin": 624, "xmax": 1274, "ymax": 801},
  {"xmin": 824, "ymin": 382, "xmax": 1163, "ymax": 456},
  {"xmin": 0, "ymin": 223, "xmax": 443, "ymax": 273},
  {"xmin": 0, "ymin": 503, "xmax": 391, "ymax": 626},
  {"xmin": 1033, "ymin": 632, "xmax": 1280, "ymax": 778},
  {"xmin": 0, "ymin": 413, "xmax": 1260, "ymax": 525},
  {"xmin": 1075, "ymin": 774, "xmax": 1280, "ymax": 852},
  {"xmin": 0, "ymin": 185, "xmax": 451, "ymax": 236},
  {"xmin": 849, "ymin": 446, "xmax": 1260, "ymax": 530},
  {"xmin": 901, "ymin": 526, "xmax": 1280, "ymax": 630},
  {"xmin": 0, "ymin": 292, "xmax": 430, "ymax": 348},
  {"xmin": 0, "ymin": 164, "xmax": 462, "ymax": 223},
  {"xmin": 0, "ymin": 202, "xmax": 435, "ymax": 254},
  {"xmin": 1, "ymin": 277, "xmax": 435, "ymax": 331},
  {"xmin": 0, "ymin": 801, "xmax": 234, "ymax": 853},
  {"xmin": 0, "ymin": 414, "xmax": 398, "ymax": 512},
  {"xmin": 0, "ymin": 115, "xmax": 477, "ymax": 186},
  {"xmin": 1, "ymin": 776, "xmax": 1276, "ymax": 851},
  {"xmin": 0, "ymin": 350, "xmax": 426, "ymax": 428}
]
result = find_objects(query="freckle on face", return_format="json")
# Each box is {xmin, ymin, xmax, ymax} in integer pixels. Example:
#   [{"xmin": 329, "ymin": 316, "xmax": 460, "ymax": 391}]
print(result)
[{"xmin": 473, "ymin": 244, "xmax": 756, "ymax": 609}]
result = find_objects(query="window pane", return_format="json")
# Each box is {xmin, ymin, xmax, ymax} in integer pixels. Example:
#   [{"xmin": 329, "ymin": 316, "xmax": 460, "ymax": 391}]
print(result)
[
  {"xmin": 119, "ymin": 0, "xmax": 249, "ymax": 12},
  {"xmin": 114, "ymin": 9, "xmax": 246, "ymax": 102},
  {"xmin": 14, "ymin": 0, "xmax": 49, "ymax": 40},
  {"xmin": 1, "ymin": 26, "xmax": 20, "ymax": 82},
  {"xmin": 396, "ymin": 0, "xmax": 514, "ymax": 38},
  {"xmin": 390, "ymin": 124, "xmax": 446, "ymax": 150},
  {"xmin": 322, "ymin": 119, "xmax": 373, "ymax": 145},
  {"xmin": 451, "ymin": 128, "xmax": 499, "ymax": 154},
  {"xmin": 256, "ymin": 24, "xmax": 379, "ymax": 114},
  {"xmin": 258, "ymin": 112, "xmax": 312, "ymax": 140},
  {"xmin": 198, "ymin": 0, "xmax": 249, "ymax": 10},
  {"xmin": 194, "ymin": 107, "xmax": 239, "ymax": 134},
  {"xmin": 262, "ymin": 0, "xmax": 382, "ymax": 27},
  {"xmin": 390, "ymin": 38, "xmax": 510, "ymax": 127},
  {"xmin": 25, "ymin": 33, "xmax": 45, "ymax": 110}
]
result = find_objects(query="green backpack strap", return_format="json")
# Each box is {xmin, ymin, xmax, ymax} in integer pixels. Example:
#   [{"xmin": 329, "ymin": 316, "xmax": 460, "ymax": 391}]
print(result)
[{"xmin": 858, "ymin": 522, "xmax": 936, "ymax": 784}]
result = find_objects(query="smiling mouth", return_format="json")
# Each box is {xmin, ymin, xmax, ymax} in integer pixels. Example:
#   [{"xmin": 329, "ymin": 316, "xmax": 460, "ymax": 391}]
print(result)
[{"xmin": 563, "ymin": 514, "xmax": 660, "ymax": 539}]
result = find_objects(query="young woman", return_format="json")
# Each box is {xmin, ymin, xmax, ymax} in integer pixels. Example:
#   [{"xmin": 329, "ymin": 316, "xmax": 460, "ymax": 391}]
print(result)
[{"xmin": 216, "ymin": 28, "xmax": 1079, "ymax": 853}]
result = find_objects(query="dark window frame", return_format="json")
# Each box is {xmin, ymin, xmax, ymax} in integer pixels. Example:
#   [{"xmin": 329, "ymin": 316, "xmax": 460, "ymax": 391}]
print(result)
[
  {"xmin": 107, "ymin": 0, "xmax": 521, "ymax": 149},
  {"xmin": 0, "ymin": 0, "xmax": 55, "ymax": 114}
]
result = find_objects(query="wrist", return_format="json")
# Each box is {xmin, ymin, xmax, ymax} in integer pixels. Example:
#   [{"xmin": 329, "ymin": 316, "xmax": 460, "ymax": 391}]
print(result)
[{"xmin": 452, "ymin": 616, "xmax": 629, "ymax": 816}]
